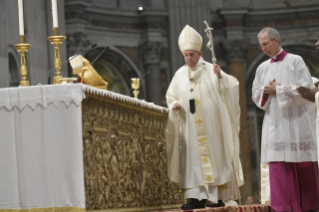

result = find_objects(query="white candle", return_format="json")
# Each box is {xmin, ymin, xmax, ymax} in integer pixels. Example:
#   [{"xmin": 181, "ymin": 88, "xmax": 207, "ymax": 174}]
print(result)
[
  {"xmin": 18, "ymin": 0, "xmax": 24, "ymax": 35},
  {"xmin": 51, "ymin": 0, "xmax": 58, "ymax": 28}
]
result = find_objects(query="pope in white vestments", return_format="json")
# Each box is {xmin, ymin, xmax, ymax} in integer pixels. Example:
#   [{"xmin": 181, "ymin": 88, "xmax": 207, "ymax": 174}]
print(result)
[
  {"xmin": 252, "ymin": 27, "xmax": 319, "ymax": 212},
  {"xmin": 165, "ymin": 25, "xmax": 244, "ymax": 210}
]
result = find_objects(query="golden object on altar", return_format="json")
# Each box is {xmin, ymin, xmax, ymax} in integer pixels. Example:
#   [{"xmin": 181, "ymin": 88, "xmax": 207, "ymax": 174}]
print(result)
[
  {"xmin": 14, "ymin": 35, "xmax": 31, "ymax": 87},
  {"xmin": 82, "ymin": 88, "xmax": 183, "ymax": 211},
  {"xmin": 131, "ymin": 78, "xmax": 140, "ymax": 99},
  {"xmin": 47, "ymin": 27, "xmax": 67, "ymax": 84},
  {"xmin": 70, "ymin": 55, "xmax": 108, "ymax": 90},
  {"xmin": 60, "ymin": 77, "xmax": 78, "ymax": 84}
]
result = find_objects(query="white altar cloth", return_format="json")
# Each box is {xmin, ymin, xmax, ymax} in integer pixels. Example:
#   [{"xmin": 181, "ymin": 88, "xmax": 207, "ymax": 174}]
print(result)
[{"xmin": 0, "ymin": 84, "xmax": 86, "ymax": 211}]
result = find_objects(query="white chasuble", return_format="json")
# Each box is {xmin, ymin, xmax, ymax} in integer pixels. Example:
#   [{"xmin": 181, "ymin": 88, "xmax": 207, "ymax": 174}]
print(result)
[
  {"xmin": 188, "ymin": 65, "xmax": 215, "ymax": 184},
  {"xmin": 165, "ymin": 59, "xmax": 244, "ymax": 202},
  {"xmin": 252, "ymin": 53, "xmax": 317, "ymax": 164}
]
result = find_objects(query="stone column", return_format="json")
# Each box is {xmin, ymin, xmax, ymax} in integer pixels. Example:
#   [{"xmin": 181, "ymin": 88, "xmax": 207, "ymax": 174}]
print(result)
[
  {"xmin": 0, "ymin": 0, "xmax": 10, "ymax": 88},
  {"xmin": 220, "ymin": 7, "xmax": 256, "ymax": 201},
  {"xmin": 168, "ymin": 0, "xmax": 212, "ymax": 74},
  {"xmin": 140, "ymin": 42, "xmax": 163, "ymax": 105},
  {"xmin": 224, "ymin": 39, "xmax": 253, "ymax": 201}
]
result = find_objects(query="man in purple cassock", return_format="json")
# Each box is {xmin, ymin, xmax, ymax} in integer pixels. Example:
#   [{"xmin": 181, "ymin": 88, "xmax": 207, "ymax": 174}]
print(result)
[{"xmin": 252, "ymin": 27, "xmax": 319, "ymax": 212}]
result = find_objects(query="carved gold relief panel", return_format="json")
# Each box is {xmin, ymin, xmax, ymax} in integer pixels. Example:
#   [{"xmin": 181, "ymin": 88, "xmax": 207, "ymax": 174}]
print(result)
[{"xmin": 82, "ymin": 93, "xmax": 183, "ymax": 210}]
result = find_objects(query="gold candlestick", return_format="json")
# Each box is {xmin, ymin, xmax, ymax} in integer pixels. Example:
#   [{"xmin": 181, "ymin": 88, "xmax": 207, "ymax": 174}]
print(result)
[
  {"xmin": 131, "ymin": 78, "xmax": 140, "ymax": 99},
  {"xmin": 47, "ymin": 27, "xmax": 67, "ymax": 84},
  {"xmin": 14, "ymin": 35, "xmax": 31, "ymax": 87}
]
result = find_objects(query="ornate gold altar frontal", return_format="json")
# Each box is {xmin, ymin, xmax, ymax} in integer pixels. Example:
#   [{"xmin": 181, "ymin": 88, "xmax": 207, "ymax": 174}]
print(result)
[{"xmin": 82, "ymin": 89, "xmax": 184, "ymax": 212}]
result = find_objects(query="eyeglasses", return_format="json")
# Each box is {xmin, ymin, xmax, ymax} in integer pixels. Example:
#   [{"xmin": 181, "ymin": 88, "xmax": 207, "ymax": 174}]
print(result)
[{"xmin": 258, "ymin": 40, "xmax": 273, "ymax": 49}]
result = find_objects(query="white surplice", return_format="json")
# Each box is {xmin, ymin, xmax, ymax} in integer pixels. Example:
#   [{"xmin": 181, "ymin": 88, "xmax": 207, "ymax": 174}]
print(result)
[
  {"xmin": 260, "ymin": 74, "xmax": 319, "ymax": 205},
  {"xmin": 165, "ymin": 58, "xmax": 244, "ymax": 203},
  {"xmin": 252, "ymin": 52, "xmax": 317, "ymax": 164}
]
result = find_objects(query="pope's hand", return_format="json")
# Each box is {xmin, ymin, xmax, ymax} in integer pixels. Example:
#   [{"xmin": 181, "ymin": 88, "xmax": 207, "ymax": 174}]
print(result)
[
  {"xmin": 172, "ymin": 102, "xmax": 181, "ymax": 110},
  {"xmin": 213, "ymin": 64, "xmax": 222, "ymax": 79}
]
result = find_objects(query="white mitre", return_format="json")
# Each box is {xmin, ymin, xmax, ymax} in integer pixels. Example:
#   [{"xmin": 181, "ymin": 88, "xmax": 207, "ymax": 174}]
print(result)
[{"xmin": 178, "ymin": 25, "xmax": 202, "ymax": 53}]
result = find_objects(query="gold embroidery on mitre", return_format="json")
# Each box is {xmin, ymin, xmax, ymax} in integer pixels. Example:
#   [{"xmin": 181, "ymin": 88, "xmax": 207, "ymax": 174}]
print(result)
[
  {"xmin": 206, "ymin": 175, "xmax": 212, "ymax": 181},
  {"xmin": 195, "ymin": 99, "xmax": 199, "ymax": 106},
  {"xmin": 196, "ymin": 118, "xmax": 202, "ymax": 125},
  {"xmin": 217, "ymin": 183, "xmax": 229, "ymax": 190},
  {"xmin": 202, "ymin": 157, "xmax": 209, "ymax": 163},
  {"xmin": 195, "ymin": 82, "xmax": 198, "ymax": 86}
]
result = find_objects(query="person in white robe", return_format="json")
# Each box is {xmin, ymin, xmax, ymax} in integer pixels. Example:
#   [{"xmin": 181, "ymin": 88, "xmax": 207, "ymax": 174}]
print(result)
[
  {"xmin": 298, "ymin": 83, "xmax": 319, "ymax": 169},
  {"xmin": 252, "ymin": 27, "xmax": 319, "ymax": 212},
  {"xmin": 261, "ymin": 77, "xmax": 319, "ymax": 205},
  {"xmin": 165, "ymin": 25, "xmax": 244, "ymax": 210}
]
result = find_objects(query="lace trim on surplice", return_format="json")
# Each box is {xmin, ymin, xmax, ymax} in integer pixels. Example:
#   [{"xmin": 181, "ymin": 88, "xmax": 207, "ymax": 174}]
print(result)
[
  {"xmin": 262, "ymin": 141, "xmax": 316, "ymax": 151},
  {"xmin": 277, "ymin": 85, "xmax": 296, "ymax": 105}
]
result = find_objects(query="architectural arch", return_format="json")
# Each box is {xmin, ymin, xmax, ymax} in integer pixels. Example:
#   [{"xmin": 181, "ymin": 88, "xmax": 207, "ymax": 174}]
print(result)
[{"xmin": 84, "ymin": 47, "xmax": 145, "ymax": 98}]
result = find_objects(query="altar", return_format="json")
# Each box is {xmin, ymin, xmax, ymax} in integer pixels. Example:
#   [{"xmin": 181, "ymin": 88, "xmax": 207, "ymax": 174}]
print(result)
[
  {"xmin": 0, "ymin": 84, "xmax": 183, "ymax": 212},
  {"xmin": 82, "ymin": 85, "xmax": 183, "ymax": 211}
]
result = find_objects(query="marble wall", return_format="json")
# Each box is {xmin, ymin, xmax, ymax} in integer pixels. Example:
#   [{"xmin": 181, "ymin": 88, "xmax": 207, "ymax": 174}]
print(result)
[{"xmin": 0, "ymin": 0, "xmax": 67, "ymax": 87}]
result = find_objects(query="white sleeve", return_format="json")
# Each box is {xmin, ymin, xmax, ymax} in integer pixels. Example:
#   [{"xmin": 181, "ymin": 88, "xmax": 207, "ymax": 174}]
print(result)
[
  {"xmin": 276, "ymin": 56, "xmax": 312, "ymax": 109},
  {"xmin": 252, "ymin": 66, "xmax": 270, "ymax": 111}
]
